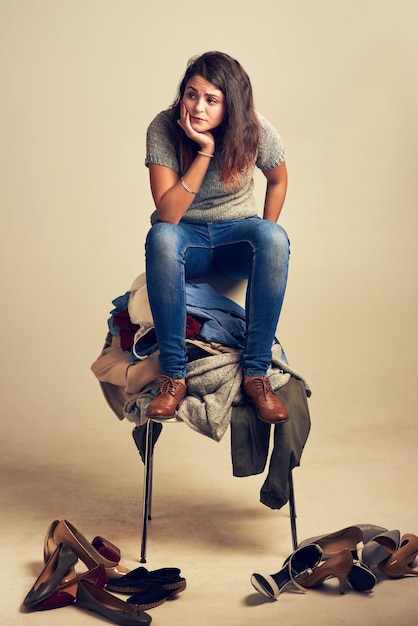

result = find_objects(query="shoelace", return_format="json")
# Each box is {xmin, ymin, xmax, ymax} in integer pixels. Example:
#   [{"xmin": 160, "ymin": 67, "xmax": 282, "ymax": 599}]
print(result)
[
  {"xmin": 249, "ymin": 377, "xmax": 274, "ymax": 398},
  {"xmin": 158, "ymin": 376, "xmax": 183, "ymax": 397}
]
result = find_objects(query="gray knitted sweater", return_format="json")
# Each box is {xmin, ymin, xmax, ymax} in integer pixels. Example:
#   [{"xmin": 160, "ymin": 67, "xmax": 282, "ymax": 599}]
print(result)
[{"xmin": 145, "ymin": 109, "xmax": 285, "ymax": 224}]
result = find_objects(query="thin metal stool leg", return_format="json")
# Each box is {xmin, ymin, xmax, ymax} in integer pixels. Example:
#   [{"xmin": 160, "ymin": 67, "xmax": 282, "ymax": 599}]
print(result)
[
  {"xmin": 288, "ymin": 470, "xmax": 298, "ymax": 551},
  {"xmin": 140, "ymin": 419, "xmax": 154, "ymax": 563}
]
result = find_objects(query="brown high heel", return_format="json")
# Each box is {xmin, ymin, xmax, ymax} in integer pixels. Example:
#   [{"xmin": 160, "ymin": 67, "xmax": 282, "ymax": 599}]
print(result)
[
  {"xmin": 378, "ymin": 533, "xmax": 418, "ymax": 578},
  {"xmin": 297, "ymin": 548, "xmax": 353, "ymax": 594},
  {"xmin": 44, "ymin": 520, "xmax": 121, "ymax": 564},
  {"xmin": 44, "ymin": 520, "xmax": 76, "ymax": 583},
  {"xmin": 298, "ymin": 525, "xmax": 380, "ymax": 592},
  {"xmin": 53, "ymin": 520, "xmax": 130, "ymax": 580}
]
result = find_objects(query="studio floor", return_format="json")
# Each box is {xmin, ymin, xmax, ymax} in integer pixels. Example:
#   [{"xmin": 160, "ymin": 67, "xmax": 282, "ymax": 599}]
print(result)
[{"xmin": 2, "ymin": 383, "xmax": 418, "ymax": 626}]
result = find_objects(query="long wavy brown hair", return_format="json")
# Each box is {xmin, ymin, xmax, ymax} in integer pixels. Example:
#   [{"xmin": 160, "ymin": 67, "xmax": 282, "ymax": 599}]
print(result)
[{"xmin": 170, "ymin": 51, "xmax": 260, "ymax": 189}]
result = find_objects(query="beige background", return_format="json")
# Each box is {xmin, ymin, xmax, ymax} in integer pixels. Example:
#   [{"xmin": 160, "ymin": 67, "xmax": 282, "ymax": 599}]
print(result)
[
  {"xmin": 1, "ymin": 0, "xmax": 416, "ymax": 432},
  {"xmin": 1, "ymin": 2, "xmax": 418, "ymax": 624}
]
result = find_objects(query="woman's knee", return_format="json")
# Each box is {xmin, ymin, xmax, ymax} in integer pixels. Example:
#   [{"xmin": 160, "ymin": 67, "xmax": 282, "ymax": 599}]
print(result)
[
  {"xmin": 252, "ymin": 220, "xmax": 290, "ymax": 256},
  {"xmin": 145, "ymin": 222, "xmax": 184, "ymax": 258}
]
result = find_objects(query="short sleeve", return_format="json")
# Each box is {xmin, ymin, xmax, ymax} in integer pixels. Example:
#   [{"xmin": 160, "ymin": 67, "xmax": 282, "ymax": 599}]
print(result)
[
  {"xmin": 145, "ymin": 110, "xmax": 180, "ymax": 174},
  {"xmin": 255, "ymin": 112, "xmax": 286, "ymax": 171}
]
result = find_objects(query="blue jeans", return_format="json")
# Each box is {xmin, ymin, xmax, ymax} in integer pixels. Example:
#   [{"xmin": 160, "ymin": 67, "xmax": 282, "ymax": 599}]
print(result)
[{"xmin": 145, "ymin": 217, "xmax": 290, "ymax": 378}]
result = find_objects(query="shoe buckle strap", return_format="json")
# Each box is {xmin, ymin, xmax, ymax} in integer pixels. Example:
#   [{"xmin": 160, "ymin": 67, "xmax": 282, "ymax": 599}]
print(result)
[
  {"xmin": 287, "ymin": 562, "xmax": 308, "ymax": 594},
  {"xmin": 295, "ymin": 566, "xmax": 314, "ymax": 577}
]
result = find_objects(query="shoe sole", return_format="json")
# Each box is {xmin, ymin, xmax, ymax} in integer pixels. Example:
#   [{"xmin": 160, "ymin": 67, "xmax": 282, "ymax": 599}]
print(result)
[
  {"xmin": 258, "ymin": 414, "xmax": 289, "ymax": 424},
  {"xmin": 128, "ymin": 584, "xmax": 186, "ymax": 610},
  {"xmin": 107, "ymin": 580, "xmax": 186, "ymax": 594},
  {"xmin": 250, "ymin": 573, "xmax": 280, "ymax": 598}
]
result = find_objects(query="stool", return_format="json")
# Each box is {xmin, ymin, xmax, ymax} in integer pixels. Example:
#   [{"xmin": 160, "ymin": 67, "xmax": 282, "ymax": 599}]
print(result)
[{"xmin": 139, "ymin": 417, "xmax": 298, "ymax": 563}]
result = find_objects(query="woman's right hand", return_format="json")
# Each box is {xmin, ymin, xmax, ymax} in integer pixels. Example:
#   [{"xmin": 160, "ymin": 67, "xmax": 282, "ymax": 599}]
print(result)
[{"xmin": 177, "ymin": 101, "xmax": 215, "ymax": 154}]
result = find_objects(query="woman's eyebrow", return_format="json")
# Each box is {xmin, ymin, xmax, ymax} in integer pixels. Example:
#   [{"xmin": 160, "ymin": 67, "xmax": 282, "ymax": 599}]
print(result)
[{"xmin": 186, "ymin": 85, "xmax": 221, "ymax": 98}]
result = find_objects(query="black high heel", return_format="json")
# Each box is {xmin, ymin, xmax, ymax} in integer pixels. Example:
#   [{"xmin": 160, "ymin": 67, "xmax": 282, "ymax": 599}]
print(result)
[
  {"xmin": 23, "ymin": 543, "xmax": 78, "ymax": 608},
  {"xmin": 347, "ymin": 558, "xmax": 376, "ymax": 592},
  {"xmin": 251, "ymin": 543, "xmax": 323, "ymax": 599}
]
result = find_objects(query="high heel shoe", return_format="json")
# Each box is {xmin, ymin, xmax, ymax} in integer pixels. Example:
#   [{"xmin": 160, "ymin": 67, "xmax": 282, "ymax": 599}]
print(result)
[
  {"xmin": 297, "ymin": 548, "xmax": 353, "ymax": 594},
  {"xmin": 43, "ymin": 520, "xmax": 76, "ymax": 583},
  {"xmin": 298, "ymin": 524, "xmax": 387, "ymax": 555},
  {"xmin": 92, "ymin": 535, "xmax": 121, "ymax": 562},
  {"xmin": 23, "ymin": 543, "xmax": 78, "ymax": 608},
  {"xmin": 378, "ymin": 533, "xmax": 418, "ymax": 578},
  {"xmin": 33, "ymin": 565, "xmax": 106, "ymax": 610},
  {"xmin": 53, "ymin": 519, "xmax": 130, "ymax": 580},
  {"xmin": 44, "ymin": 520, "xmax": 121, "ymax": 572},
  {"xmin": 347, "ymin": 558, "xmax": 376, "ymax": 592},
  {"xmin": 76, "ymin": 579, "xmax": 152, "ymax": 625},
  {"xmin": 298, "ymin": 525, "xmax": 380, "ymax": 592},
  {"xmin": 251, "ymin": 543, "xmax": 323, "ymax": 598},
  {"xmin": 362, "ymin": 529, "xmax": 400, "ymax": 567}
]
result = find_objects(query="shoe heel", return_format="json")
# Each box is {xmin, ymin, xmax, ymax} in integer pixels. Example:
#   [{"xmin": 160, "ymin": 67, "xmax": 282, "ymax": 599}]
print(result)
[
  {"xmin": 377, "ymin": 533, "xmax": 418, "ymax": 578},
  {"xmin": 336, "ymin": 571, "xmax": 349, "ymax": 594},
  {"xmin": 379, "ymin": 558, "xmax": 418, "ymax": 578}
]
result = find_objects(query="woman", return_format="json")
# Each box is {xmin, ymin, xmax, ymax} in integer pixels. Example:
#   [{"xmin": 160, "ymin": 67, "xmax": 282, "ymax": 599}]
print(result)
[{"xmin": 144, "ymin": 51, "xmax": 290, "ymax": 424}]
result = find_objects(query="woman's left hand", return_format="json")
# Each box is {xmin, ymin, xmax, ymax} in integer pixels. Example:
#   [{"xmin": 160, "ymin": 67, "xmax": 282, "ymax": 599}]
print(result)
[{"xmin": 177, "ymin": 101, "xmax": 215, "ymax": 154}]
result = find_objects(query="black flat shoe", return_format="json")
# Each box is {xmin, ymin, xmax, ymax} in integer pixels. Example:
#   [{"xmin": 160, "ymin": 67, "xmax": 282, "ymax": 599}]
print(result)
[
  {"xmin": 106, "ymin": 566, "xmax": 186, "ymax": 594},
  {"xmin": 127, "ymin": 583, "xmax": 184, "ymax": 610},
  {"xmin": 23, "ymin": 543, "xmax": 78, "ymax": 608},
  {"xmin": 76, "ymin": 579, "xmax": 152, "ymax": 625}
]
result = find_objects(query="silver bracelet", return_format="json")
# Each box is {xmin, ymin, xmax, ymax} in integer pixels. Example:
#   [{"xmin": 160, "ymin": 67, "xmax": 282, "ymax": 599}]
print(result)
[
  {"xmin": 180, "ymin": 177, "xmax": 198, "ymax": 195},
  {"xmin": 197, "ymin": 150, "xmax": 214, "ymax": 158}
]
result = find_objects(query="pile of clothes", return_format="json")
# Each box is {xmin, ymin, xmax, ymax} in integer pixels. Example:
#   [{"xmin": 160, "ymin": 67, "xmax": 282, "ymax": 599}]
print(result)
[{"xmin": 91, "ymin": 274, "xmax": 312, "ymax": 510}]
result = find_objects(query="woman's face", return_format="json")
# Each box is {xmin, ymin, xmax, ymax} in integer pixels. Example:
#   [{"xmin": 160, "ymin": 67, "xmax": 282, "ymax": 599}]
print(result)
[{"xmin": 182, "ymin": 75, "xmax": 225, "ymax": 132}]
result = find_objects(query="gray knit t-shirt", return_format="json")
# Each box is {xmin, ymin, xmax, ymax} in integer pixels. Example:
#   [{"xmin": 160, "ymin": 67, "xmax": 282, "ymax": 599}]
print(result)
[{"xmin": 145, "ymin": 109, "xmax": 285, "ymax": 224}]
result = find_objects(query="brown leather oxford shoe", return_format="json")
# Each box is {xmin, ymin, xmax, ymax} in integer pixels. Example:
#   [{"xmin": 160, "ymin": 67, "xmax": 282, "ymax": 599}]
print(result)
[
  {"xmin": 146, "ymin": 376, "xmax": 187, "ymax": 419},
  {"xmin": 242, "ymin": 375, "xmax": 289, "ymax": 424}
]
